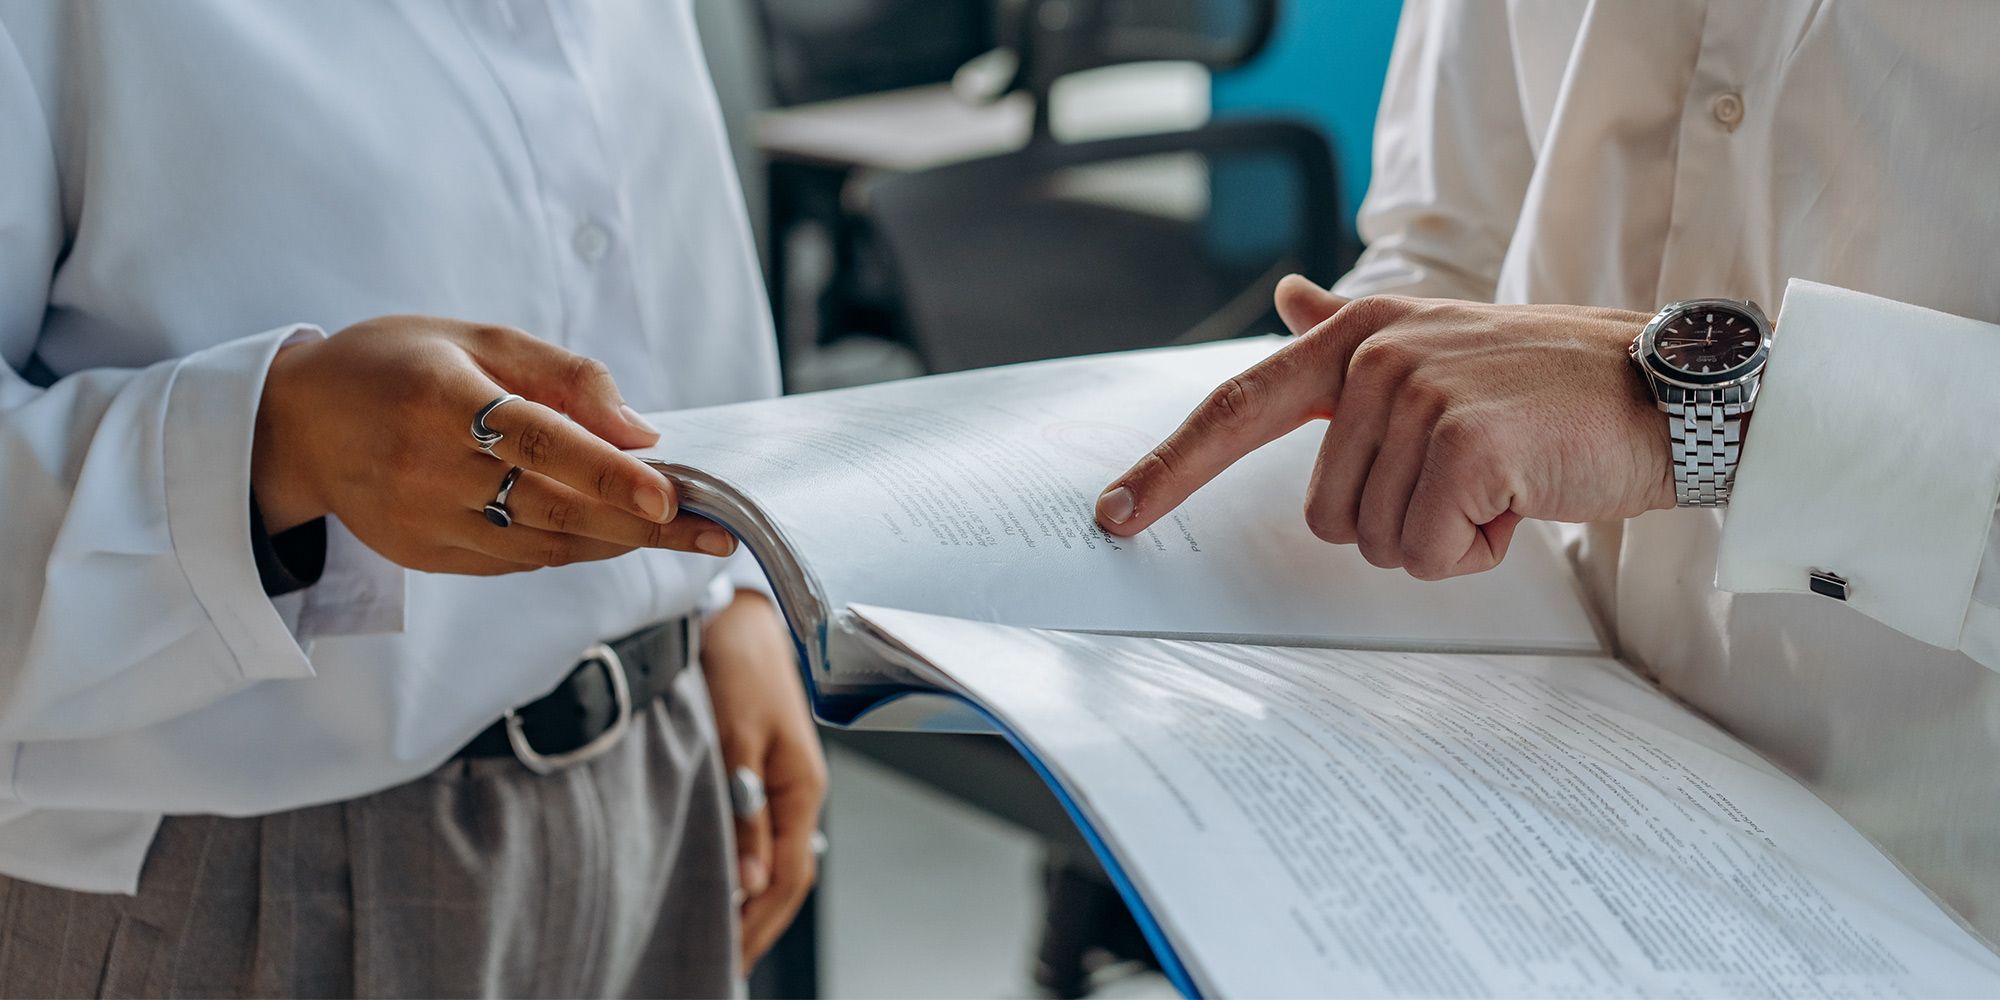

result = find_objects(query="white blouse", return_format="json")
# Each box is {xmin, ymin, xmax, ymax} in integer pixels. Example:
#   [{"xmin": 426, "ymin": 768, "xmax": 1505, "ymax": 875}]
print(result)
[
  {"xmin": 1336, "ymin": 0, "xmax": 2000, "ymax": 941},
  {"xmin": 0, "ymin": 0, "xmax": 778, "ymax": 892}
]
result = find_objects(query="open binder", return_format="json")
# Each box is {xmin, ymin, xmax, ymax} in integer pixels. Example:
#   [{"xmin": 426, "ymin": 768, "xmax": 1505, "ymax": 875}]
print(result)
[{"xmin": 637, "ymin": 340, "xmax": 2000, "ymax": 997}]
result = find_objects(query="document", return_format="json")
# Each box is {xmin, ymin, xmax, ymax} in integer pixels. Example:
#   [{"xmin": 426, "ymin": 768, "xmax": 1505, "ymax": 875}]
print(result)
[
  {"xmin": 643, "ymin": 339, "xmax": 1601, "ymax": 689},
  {"xmin": 852, "ymin": 605, "xmax": 2000, "ymax": 998}
]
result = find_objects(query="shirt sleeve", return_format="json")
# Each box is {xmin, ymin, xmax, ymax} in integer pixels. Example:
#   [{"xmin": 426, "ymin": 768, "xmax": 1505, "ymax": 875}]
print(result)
[
  {"xmin": 1329, "ymin": 0, "xmax": 1538, "ymax": 303},
  {"xmin": 0, "ymin": 19, "xmax": 402, "ymax": 746},
  {"xmin": 1716, "ymin": 279, "xmax": 2000, "ymax": 672},
  {"xmin": 722, "ymin": 547, "xmax": 776, "ymax": 603}
]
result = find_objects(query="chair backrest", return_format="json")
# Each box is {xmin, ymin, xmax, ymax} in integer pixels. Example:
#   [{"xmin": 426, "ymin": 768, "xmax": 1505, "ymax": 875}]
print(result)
[
  {"xmin": 864, "ymin": 117, "xmax": 1351, "ymax": 374},
  {"xmin": 1011, "ymin": 0, "xmax": 1278, "ymax": 98},
  {"xmin": 750, "ymin": 0, "xmax": 998, "ymax": 107}
]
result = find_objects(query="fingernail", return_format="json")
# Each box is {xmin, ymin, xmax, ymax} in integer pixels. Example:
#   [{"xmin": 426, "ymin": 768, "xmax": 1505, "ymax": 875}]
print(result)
[
  {"xmin": 1098, "ymin": 486, "xmax": 1135, "ymax": 525},
  {"xmin": 620, "ymin": 404, "xmax": 658, "ymax": 435},
  {"xmin": 696, "ymin": 529, "xmax": 736, "ymax": 556},
  {"xmin": 635, "ymin": 482, "xmax": 672, "ymax": 522},
  {"xmin": 740, "ymin": 857, "xmax": 769, "ymax": 896}
]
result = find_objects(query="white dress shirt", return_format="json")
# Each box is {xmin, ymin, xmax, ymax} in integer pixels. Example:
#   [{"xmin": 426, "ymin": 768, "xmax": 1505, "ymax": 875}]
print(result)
[
  {"xmin": 0, "ymin": 0, "xmax": 778, "ymax": 893},
  {"xmin": 1336, "ymin": 0, "xmax": 2000, "ymax": 942}
]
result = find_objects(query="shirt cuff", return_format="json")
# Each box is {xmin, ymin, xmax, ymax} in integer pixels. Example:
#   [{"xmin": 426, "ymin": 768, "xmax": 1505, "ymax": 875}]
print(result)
[
  {"xmin": 164, "ymin": 325, "xmax": 325, "ymax": 681},
  {"xmin": 1716, "ymin": 279, "xmax": 2000, "ymax": 651},
  {"xmin": 295, "ymin": 516, "xmax": 406, "ymax": 638}
]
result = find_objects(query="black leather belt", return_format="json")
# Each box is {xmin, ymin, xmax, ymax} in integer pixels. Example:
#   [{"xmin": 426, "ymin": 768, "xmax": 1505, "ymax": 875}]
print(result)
[{"xmin": 456, "ymin": 617, "xmax": 699, "ymax": 773}]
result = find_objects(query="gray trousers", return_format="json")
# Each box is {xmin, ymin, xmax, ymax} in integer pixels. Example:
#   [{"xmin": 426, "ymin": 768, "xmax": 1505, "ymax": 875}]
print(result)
[{"xmin": 0, "ymin": 666, "xmax": 739, "ymax": 999}]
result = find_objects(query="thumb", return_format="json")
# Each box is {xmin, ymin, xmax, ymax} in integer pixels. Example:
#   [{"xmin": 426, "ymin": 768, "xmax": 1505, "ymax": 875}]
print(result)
[{"xmin": 1275, "ymin": 274, "xmax": 1349, "ymax": 335}]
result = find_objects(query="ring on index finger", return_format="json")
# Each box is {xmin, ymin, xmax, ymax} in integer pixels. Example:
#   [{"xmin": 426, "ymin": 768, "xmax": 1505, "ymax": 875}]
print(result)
[{"xmin": 470, "ymin": 393, "xmax": 523, "ymax": 454}]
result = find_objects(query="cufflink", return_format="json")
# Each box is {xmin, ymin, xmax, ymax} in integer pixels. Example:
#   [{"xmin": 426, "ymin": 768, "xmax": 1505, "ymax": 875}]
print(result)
[{"xmin": 1807, "ymin": 569, "xmax": 1850, "ymax": 602}]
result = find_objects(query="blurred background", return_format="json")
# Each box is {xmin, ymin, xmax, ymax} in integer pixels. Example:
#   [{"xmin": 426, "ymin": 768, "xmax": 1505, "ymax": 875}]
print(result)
[{"xmin": 689, "ymin": 2, "xmax": 1402, "ymax": 995}]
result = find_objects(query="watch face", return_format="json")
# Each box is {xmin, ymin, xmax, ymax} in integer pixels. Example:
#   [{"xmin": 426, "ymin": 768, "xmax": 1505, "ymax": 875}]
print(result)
[{"xmin": 1654, "ymin": 304, "xmax": 1763, "ymax": 377}]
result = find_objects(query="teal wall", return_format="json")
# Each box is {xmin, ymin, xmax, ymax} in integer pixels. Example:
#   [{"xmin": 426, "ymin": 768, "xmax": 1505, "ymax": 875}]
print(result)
[{"xmin": 1211, "ymin": 0, "xmax": 1402, "ymax": 225}]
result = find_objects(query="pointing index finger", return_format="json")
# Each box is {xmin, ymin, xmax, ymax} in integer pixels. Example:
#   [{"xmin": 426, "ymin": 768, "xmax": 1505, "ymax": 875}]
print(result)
[{"xmin": 1096, "ymin": 342, "xmax": 1330, "ymax": 536}]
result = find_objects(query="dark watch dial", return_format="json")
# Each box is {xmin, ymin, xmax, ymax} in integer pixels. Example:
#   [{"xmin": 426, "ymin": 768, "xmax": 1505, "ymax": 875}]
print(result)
[{"xmin": 1654, "ymin": 304, "xmax": 1762, "ymax": 376}]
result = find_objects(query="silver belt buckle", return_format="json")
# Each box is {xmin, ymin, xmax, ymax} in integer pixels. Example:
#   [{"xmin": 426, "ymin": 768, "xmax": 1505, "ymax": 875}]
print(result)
[{"xmin": 504, "ymin": 642, "xmax": 633, "ymax": 775}]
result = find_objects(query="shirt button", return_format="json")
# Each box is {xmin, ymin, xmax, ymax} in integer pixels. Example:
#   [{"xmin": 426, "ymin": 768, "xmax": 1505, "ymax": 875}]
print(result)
[
  {"xmin": 572, "ymin": 222, "xmax": 611, "ymax": 263},
  {"xmin": 1711, "ymin": 92, "xmax": 1744, "ymax": 131}
]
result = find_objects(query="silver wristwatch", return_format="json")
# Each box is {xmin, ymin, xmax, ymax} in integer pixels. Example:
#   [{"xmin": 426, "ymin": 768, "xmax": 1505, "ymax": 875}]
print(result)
[{"xmin": 1629, "ymin": 298, "xmax": 1774, "ymax": 507}]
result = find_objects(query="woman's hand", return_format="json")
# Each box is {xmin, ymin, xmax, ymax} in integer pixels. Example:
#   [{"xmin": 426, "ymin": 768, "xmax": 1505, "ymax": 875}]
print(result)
[
  {"xmin": 252, "ymin": 316, "xmax": 738, "ymax": 575},
  {"xmin": 700, "ymin": 590, "xmax": 826, "ymax": 970}
]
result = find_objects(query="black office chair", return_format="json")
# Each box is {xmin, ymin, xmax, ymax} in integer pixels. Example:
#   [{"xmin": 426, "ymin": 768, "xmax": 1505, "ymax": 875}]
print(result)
[
  {"xmin": 991, "ymin": 0, "xmax": 1278, "ymax": 134},
  {"xmin": 865, "ymin": 117, "xmax": 1349, "ymax": 373},
  {"xmin": 752, "ymin": 0, "xmax": 997, "ymax": 108}
]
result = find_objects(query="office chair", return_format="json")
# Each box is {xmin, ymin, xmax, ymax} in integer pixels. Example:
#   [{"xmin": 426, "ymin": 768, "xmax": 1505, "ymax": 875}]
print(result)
[
  {"xmin": 864, "ymin": 117, "xmax": 1349, "ymax": 373},
  {"xmin": 752, "ymin": 0, "xmax": 997, "ymax": 108}
]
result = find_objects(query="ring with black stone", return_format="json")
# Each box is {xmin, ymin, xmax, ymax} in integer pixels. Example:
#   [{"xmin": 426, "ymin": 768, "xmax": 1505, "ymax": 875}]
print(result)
[{"xmin": 483, "ymin": 466, "xmax": 524, "ymax": 528}]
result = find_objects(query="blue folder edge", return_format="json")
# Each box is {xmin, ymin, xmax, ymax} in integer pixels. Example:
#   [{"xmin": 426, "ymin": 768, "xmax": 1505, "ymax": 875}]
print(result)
[
  {"xmin": 856, "ymin": 691, "xmax": 1203, "ymax": 999},
  {"xmin": 698, "ymin": 514, "xmax": 1202, "ymax": 997}
]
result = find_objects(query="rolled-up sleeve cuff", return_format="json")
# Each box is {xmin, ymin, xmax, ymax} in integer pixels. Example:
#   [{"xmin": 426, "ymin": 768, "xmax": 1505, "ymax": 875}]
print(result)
[
  {"xmin": 296, "ymin": 515, "xmax": 406, "ymax": 638},
  {"xmin": 1717, "ymin": 279, "xmax": 2000, "ymax": 651},
  {"xmin": 164, "ymin": 325, "xmax": 325, "ymax": 680}
]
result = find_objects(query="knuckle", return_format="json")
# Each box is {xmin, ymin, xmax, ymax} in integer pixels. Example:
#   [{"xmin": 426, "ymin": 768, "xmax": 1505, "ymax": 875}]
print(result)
[
  {"xmin": 1201, "ymin": 374, "xmax": 1261, "ymax": 429},
  {"xmin": 1349, "ymin": 336, "xmax": 1416, "ymax": 381},
  {"xmin": 1303, "ymin": 502, "xmax": 1355, "ymax": 545},
  {"xmin": 1140, "ymin": 440, "xmax": 1185, "ymax": 483},
  {"xmin": 644, "ymin": 519, "xmax": 674, "ymax": 549},
  {"xmin": 1402, "ymin": 535, "xmax": 1455, "ymax": 581},
  {"xmin": 1357, "ymin": 515, "xmax": 1398, "ymax": 560},
  {"xmin": 1401, "ymin": 373, "xmax": 1453, "ymax": 415},
  {"xmin": 1358, "ymin": 537, "xmax": 1403, "ymax": 569},
  {"xmin": 540, "ymin": 536, "xmax": 580, "ymax": 567},
  {"xmin": 468, "ymin": 323, "xmax": 524, "ymax": 352},
  {"xmin": 1405, "ymin": 558, "xmax": 1451, "ymax": 582},
  {"xmin": 593, "ymin": 460, "xmax": 626, "ymax": 504},
  {"xmin": 1431, "ymin": 412, "xmax": 1491, "ymax": 463},
  {"xmin": 1338, "ymin": 294, "xmax": 1406, "ymax": 334},
  {"xmin": 516, "ymin": 423, "xmax": 559, "ymax": 467},
  {"xmin": 544, "ymin": 496, "xmax": 580, "ymax": 533},
  {"xmin": 566, "ymin": 354, "xmax": 614, "ymax": 393}
]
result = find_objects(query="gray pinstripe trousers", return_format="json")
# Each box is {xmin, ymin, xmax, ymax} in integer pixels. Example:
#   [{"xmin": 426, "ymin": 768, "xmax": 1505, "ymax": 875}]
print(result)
[{"xmin": 0, "ymin": 665, "xmax": 739, "ymax": 999}]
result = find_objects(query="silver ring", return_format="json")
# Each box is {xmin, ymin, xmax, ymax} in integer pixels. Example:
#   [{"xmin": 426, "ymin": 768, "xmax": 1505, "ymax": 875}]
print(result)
[
  {"xmin": 483, "ymin": 466, "xmax": 524, "ymax": 527},
  {"xmin": 729, "ymin": 766, "xmax": 767, "ymax": 819},
  {"xmin": 470, "ymin": 393, "xmax": 523, "ymax": 454}
]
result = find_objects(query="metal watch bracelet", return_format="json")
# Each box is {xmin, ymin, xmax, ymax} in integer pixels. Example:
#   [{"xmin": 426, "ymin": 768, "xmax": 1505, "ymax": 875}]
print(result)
[{"xmin": 1668, "ymin": 385, "xmax": 1749, "ymax": 507}]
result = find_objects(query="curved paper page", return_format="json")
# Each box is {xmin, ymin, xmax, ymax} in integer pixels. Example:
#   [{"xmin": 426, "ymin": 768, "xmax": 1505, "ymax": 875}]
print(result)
[
  {"xmin": 639, "ymin": 340, "xmax": 1602, "ymax": 685},
  {"xmin": 852, "ymin": 605, "xmax": 2000, "ymax": 999}
]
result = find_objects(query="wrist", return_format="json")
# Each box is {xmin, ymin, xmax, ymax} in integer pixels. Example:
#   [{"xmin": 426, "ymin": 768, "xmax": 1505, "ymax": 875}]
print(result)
[{"xmin": 252, "ymin": 339, "xmax": 330, "ymax": 533}]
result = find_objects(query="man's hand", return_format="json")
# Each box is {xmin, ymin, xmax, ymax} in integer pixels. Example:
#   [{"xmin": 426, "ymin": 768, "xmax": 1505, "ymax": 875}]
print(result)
[
  {"xmin": 252, "ymin": 316, "xmax": 739, "ymax": 575},
  {"xmin": 701, "ymin": 591, "xmax": 826, "ymax": 970},
  {"xmin": 1096, "ymin": 276, "xmax": 1676, "ymax": 580}
]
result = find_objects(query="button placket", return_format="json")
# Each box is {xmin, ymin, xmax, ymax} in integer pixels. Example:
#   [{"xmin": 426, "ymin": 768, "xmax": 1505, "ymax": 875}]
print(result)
[{"xmin": 457, "ymin": 0, "xmax": 643, "ymax": 359}]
